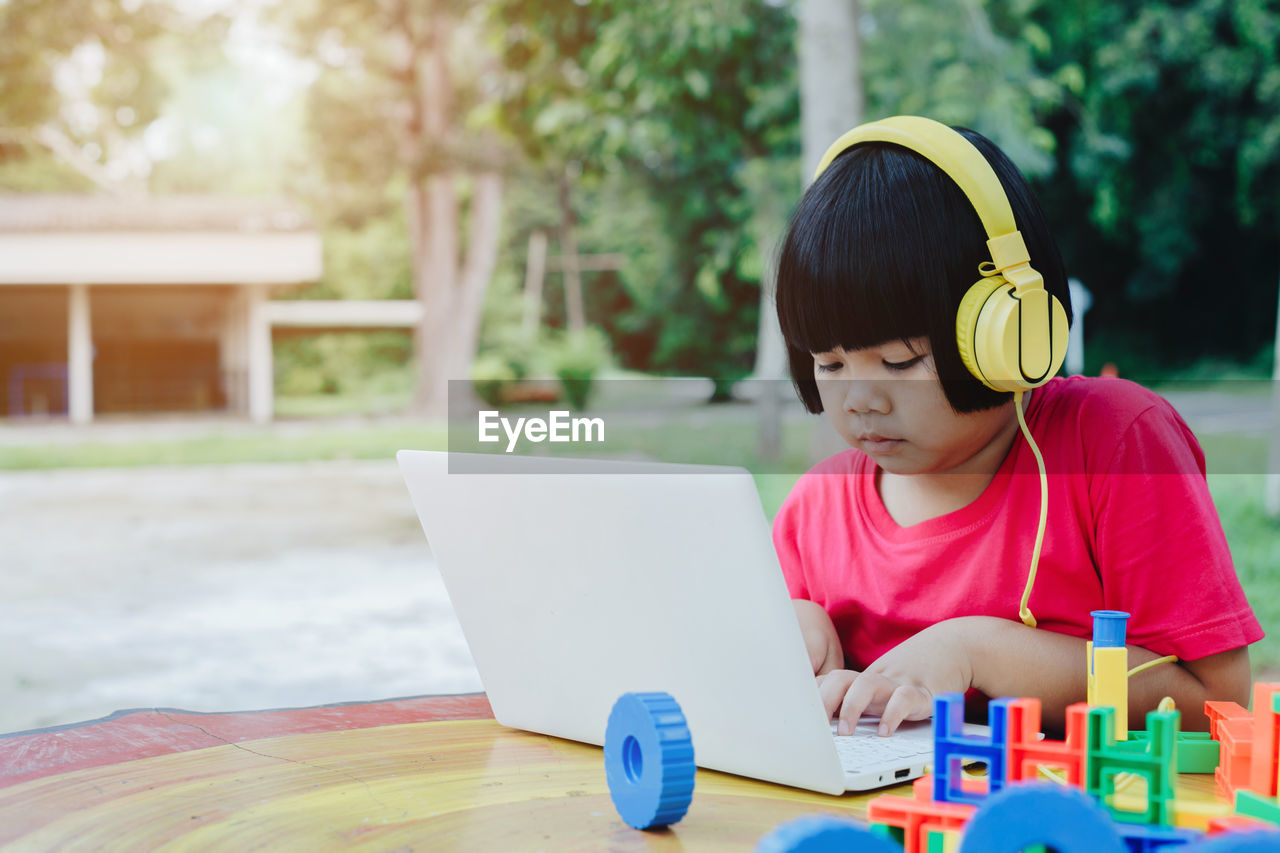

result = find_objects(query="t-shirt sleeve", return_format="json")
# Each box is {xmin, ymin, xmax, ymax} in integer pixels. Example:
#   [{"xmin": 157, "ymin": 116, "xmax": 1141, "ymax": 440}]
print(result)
[
  {"xmin": 1090, "ymin": 402, "xmax": 1263, "ymax": 661},
  {"xmin": 771, "ymin": 481, "xmax": 811, "ymax": 601}
]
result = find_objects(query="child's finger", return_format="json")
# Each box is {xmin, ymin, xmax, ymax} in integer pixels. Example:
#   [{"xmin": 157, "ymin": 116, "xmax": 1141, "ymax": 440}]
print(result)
[
  {"xmin": 817, "ymin": 670, "xmax": 858, "ymax": 722},
  {"xmin": 877, "ymin": 684, "xmax": 930, "ymax": 736},
  {"xmin": 836, "ymin": 671, "xmax": 892, "ymax": 735}
]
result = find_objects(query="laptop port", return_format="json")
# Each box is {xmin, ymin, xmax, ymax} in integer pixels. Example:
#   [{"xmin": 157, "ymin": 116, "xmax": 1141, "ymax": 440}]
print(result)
[{"xmin": 895, "ymin": 768, "xmax": 911, "ymax": 779}]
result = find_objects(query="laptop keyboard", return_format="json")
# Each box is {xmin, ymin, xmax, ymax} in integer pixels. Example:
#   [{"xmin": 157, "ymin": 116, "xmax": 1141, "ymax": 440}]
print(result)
[
  {"xmin": 830, "ymin": 719, "xmax": 935, "ymax": 771},
  {"xmin": 833, "ymin": 731, "xmax": 933, "ymax": 769}
]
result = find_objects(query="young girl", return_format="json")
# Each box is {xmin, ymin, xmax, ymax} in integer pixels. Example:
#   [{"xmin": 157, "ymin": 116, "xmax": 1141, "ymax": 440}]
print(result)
[{"xmin": 771, "ymin": 116, "xmax": 1261, "ymax": 739}]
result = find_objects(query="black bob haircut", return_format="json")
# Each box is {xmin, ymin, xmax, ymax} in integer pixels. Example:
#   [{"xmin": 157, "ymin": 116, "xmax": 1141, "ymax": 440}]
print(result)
[{"xmin": 775, "ymin": 125, "xmax": 1073, "ymax": 415}]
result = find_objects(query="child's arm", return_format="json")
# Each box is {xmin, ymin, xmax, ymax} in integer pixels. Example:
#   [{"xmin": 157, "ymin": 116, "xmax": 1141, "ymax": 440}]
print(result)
[
  {"xmin": 820, "ymin": 615, "xmax": 1252, "ymax": 736},
  {"xmin": 793, "ymin": 599, "xmax": 844, "ymax": 676}
]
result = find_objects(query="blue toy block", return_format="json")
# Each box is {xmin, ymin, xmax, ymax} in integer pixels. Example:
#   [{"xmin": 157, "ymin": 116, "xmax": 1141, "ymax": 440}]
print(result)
[
  {"xmin": 754, "ymin": 815, "xmax": 903, "ymax": 853},
  {"xmin": 603, "ymin": 692, "xmax": 696, "ymax": 830},
  {"xmin": 956, "ymin": 783, "xmax": 1127, "ymax": 853},
  {"xmin": 933, "ymin": 693, "xmax": 1011, "ymax": 805},
  {"xmin": 1087, "ymin": 706, "xmax": 1179, "ymax": 826},
  {"xmin": 1117, "ymin": 822, "xmax": 1203, "ymax": 852}
]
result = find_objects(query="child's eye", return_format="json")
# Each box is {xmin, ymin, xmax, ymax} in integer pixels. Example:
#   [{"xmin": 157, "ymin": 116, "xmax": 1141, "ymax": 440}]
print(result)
[
  {"xmin": 815, "ymin": 361, "xmax": 842, "ymax": 374},
  {"xmin": 883, "ymin": 357, "xmax": 922, "ymax": 372}
]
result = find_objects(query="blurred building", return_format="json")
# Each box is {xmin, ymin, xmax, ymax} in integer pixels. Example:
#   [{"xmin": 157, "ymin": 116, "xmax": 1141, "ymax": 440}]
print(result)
[{"xmin": 0, "ymin": 195, "xmax": 326, "ymax": 423}]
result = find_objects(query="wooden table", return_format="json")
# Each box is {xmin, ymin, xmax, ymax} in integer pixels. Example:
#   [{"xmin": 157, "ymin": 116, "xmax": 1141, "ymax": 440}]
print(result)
[{"xmin": 0, "ymin": 695, "xmax": 1226, "ymax": 851}]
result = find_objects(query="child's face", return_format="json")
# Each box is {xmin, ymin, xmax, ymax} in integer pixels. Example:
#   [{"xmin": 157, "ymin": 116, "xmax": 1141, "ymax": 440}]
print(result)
[{"xmin": 811, "ymin": 338, "xmax": 1017, "ymax": 476}]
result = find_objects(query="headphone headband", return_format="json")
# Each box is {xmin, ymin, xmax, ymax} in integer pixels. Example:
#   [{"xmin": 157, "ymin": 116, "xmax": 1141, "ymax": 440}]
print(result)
[{"xmin": 812, "ymin": 115, "xmax": 1018, "ymax": 245}]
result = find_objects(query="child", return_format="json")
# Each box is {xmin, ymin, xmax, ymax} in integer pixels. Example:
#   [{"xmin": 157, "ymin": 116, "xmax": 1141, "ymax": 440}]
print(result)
[{"xmin": 771, "ymin": 116, "xmax": 1261, "ymax": 739}]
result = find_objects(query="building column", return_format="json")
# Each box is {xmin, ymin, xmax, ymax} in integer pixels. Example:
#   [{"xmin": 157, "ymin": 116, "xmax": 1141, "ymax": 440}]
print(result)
[
  {"xmin": 246, "ymin": 284, "xmax": 274, "ymax": 423},
  {"xmin": 67, "ymin": 283, "xmax": 94, "ymax": 424}
]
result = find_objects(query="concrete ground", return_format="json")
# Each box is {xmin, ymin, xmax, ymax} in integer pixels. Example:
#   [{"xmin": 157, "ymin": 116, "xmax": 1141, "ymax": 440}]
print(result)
[{"xmin": 0, "ymin": 459, "xmax": 480, "ymax": 734}]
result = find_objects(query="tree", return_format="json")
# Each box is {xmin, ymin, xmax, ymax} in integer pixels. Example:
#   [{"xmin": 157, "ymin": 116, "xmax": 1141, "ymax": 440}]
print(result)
[
  {"xmin": 1016, "ymin": 0, "xmax": 1280, "ymax": 367},
  {"xmin": 0, "ymin": 0, "xmax": 215, "ymax": 194},
  {"xmin": 489, "ymin": 0, "xmax": 800, "ymax": 395},
  {"xmin": 281, "ymin": 0, "xmax": 506, "ymax": 416}
]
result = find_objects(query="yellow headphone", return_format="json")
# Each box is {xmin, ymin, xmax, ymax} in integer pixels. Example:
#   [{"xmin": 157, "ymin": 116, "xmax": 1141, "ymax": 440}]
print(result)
[{"xmin": 812, "ymin": 115, "xmax": 1069, "ymax": 393}]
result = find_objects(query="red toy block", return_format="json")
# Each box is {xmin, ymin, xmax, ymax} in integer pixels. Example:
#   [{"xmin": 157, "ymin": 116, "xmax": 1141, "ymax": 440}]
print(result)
[
  {"xmin": 1207, "ymin": 698, "xmax": 1257, "ymax": 800},
  {"xmin": 866, "ymin": 776, "xmax": 977, "ymax": 853},
  {"xmin": 1207, "ymin": 815, "xmax": 1276, "ymax": 835},
  {"xmin": 1006, "ymin": 698, "xmax": 1089, "ymax": 787},
  {"xmin": 1246, "ymin": 683, "xmax": 1280, "ymax": 798}
]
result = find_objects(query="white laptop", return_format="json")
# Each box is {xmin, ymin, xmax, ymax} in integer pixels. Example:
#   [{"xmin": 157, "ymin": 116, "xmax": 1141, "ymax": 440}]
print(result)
[{"xmin": 397, "ymin": 449, "xmax": 976, "ymax": 794}]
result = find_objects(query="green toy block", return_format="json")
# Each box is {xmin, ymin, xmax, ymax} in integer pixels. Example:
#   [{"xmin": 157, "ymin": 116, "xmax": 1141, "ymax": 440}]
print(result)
[
  {"xmin": 1236, "ymin": 790, "xmax": 1280, "ymax": 826},
  {"xmin": 1125, "ymin": 730, "xmax": 1219, "ymax": 774},
  {"xmin": 1088, "ymin": 706, "xmax": 1178, "ymax": 825},
  {"xmin": 870, "ymin": 822, "xmax": 905, "ymax": 844}
]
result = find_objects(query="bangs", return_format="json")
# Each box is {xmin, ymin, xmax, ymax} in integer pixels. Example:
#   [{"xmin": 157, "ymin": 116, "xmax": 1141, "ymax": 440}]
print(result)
[{"xmin": 776, "ymin": 144, "xmax": 984, "ymax": 358}]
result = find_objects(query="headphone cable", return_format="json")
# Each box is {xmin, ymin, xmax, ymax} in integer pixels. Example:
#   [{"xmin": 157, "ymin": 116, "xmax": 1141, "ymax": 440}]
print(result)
[{"xmin": 1014, "ymin": 390, "xmax": 1047, "ymax": 628}]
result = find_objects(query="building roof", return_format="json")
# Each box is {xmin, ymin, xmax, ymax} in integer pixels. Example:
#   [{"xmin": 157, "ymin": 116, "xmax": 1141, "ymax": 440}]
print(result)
[{"xmin": 0, "ymin": 195, "xmax": 315, "ymax": 233}]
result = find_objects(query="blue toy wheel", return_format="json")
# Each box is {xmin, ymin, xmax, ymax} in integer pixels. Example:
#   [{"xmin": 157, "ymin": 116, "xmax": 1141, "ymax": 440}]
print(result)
[
  {"xmin": 754, "ymin": 815, "xmax": 903, "ymax": 853},
  {"xmin": 603, "ymin": 692, "xmax": 696, "ymax": 830}
]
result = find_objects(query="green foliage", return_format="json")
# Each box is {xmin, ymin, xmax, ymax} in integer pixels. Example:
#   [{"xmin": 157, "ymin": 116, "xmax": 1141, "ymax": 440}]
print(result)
[
  {"xmin": 1209, "ymin": 474, "xmax": 1280, "ymax": 671},
  {"xmin": 1014, "ymin": 0, "xmax": 1280, "ymax": 366},
  {"xmin": 488, "ymin": 0, "xmax": 799, "ymax": 387},
  {"xmin": 274, "ymin": 332, "xmax": 411, "ymax": 398},
  {"xmin": 862, "ymin": 0, "xmax": 1062, "ymax": 176},
  {"xmin": 546, "ymin": 326, "xmax": 612, "ymax": 409}
]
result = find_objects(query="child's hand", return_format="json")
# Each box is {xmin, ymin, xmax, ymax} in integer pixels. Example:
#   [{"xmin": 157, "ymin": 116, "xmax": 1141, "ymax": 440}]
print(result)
[
  {"xmin": 817, "ymin": 620, "xmax": 975, "ymax": 736},
  {"xmin": 793, "ymin": 599, "xmax": 844, "ymax": 676}
]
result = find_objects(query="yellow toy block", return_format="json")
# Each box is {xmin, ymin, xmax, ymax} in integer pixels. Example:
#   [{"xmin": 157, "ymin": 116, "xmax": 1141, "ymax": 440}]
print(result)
[{"xmin": 1088, "ymin": 641, "xmax": 1129, "ymax": 741}]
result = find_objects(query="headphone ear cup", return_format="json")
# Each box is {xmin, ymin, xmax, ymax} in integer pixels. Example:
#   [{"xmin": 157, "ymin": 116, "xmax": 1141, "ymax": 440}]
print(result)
[{"xmin": 955, "ymin": 276, "xmax": 1008, "ymax": 390}]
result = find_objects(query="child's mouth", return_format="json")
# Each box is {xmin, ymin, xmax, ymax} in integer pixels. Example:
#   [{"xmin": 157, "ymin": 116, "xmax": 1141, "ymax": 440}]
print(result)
[{"xmin": 856, "ymin": 434, "xmax": 903, "ymax": 453}]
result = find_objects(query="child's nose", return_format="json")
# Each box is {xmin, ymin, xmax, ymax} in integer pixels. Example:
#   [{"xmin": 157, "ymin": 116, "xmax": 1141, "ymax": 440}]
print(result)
[{"xmin": 841, "ymin": 380, "xmax": 890, "ymax": 414}]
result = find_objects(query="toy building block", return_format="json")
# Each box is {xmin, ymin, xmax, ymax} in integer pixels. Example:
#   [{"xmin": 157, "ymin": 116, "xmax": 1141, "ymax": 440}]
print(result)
[
  {"xmin": 1006, "ymin": 698, "xmax": 1089, "ymax": 787},
  {"xmin": 1235, "ymin": 790, "xmax": 1280, "ymax": 827},
  {"xmin": 1088, "ymin": 610, "xmax": 1131, "ymax": 742},
  {"xmin": 867, "ymin": 776, "xmax": 976, "ymax": 853},
  {"xmin": 1207, "ymin": 815, "xmax": 1277, "ymax": 835},
  {"xmin": 1246, "ymin": 683, "xmax": 1280, "ymax": 798},
  {"xmin": 1207, "ymin": 698, "xmax": 1257, "ymax": 800},
  {"xmin": 932, "ymin": 693, "xmax": 1011, "ymax": 806},
  {"xmin": 1115, "ymin": 822, "xmax": 1203, "ymax": 851},
  {"xmin": 1206, "ymin": 682, "xmax": 1280, "ymax": 801},
  {"xmin": 1123, "ymin": 730, "xmax": 1219, "ymax": 775},
  {"xmin": 1087, "ymin": 706, "xmax": 1178, "ymax": 826}
]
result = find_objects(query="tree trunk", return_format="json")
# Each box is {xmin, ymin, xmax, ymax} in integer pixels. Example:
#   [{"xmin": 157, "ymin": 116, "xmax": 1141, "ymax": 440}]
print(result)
[
  {"xmin": 758, "ymin": 0, "xmax": 863, "ymax": 462},
  {"xmin": 559, "ymin": 175, "xmax": 585, "ymax": 332},
  {"xmin": 402, "ymin": 7, "xmax": 505, "ymax": 419},
  {"xmin": 521, "ymin": 229, "xmax": 549, "ymax": 339},
  {"xmin": 411, "ymin": 172, "xmax": 462, "ymax": 417}
]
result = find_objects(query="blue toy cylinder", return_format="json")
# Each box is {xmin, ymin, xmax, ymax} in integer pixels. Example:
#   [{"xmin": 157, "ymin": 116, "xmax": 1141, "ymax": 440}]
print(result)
[{"xmin": 1090, "ymin": 610, "xmax": 1130, "ymax": 648}]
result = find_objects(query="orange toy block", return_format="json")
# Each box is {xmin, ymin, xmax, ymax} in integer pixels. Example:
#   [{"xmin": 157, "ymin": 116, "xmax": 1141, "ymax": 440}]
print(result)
[
  {"xmin": 1206, "ymin": 682, "xmax": 1280, "ymax": 801},
  {"xmin": 1006, "ymin": 698, "xmax": 1089, "ymax": 787},
  {"xmin": 1207, "ymin": 698, "xmax": 1256, "ymax": 799},
  {"xmin": 1247, "ymin": 683, "xmax": 1280, "ymax": 798},
  {"xmin": 866, "ymin": 776, "xmax": 977, "ymax": 853}
]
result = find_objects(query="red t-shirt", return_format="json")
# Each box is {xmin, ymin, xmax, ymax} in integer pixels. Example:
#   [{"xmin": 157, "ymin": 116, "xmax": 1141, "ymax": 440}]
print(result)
[{"xmin": 772, "ymin": 376, "xmax": 1263, "ymax": 670}]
